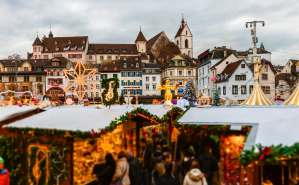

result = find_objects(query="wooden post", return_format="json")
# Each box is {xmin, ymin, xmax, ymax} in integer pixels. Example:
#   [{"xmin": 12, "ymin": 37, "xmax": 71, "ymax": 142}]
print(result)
[
  {"xmin": 282, "ymin": 166, "xmax": 284, "ymax": 185},
  {"xmin": 261, "ymin": 164, "xmax": 263, "ymax": 184}
]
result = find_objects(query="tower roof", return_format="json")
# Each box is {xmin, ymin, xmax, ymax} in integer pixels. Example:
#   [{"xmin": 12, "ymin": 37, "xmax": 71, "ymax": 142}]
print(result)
[
  {"xmin": 135, "ymin": 31, "xmax": 147, "ymax": 42},
  {"xmin": 260, "ymin": 42, "xmax": 265, "ymax": 50},
  {"xmin": 33, "ymin": 36, "xmax": 42, "ymax": 45},
  {"xmin": 49, "ymin": 31, "xmax": 53, "ymax": 38}
]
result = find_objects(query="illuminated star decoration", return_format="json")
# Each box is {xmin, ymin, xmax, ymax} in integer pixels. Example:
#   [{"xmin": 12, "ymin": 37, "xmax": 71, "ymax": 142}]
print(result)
[{"xmin": 64, "ymin": 59, "xmax": 97, "ymax": 101}]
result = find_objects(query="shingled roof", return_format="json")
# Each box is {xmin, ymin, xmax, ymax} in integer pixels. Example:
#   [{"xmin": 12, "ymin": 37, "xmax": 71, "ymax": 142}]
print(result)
[
  {"xmin": 275, "ymin": 73, "xmax": 298, "ymax": 88},
  {"xmin": 175, "ymin": 27, "xmax": 183, "ymax": 38},
  {"xmin": 120, "ymin": 56, "xmax": 142, "ymax": 70},
  {"xmin": 135, "ymin": 31, "xmax": 147, "ymax": 42},
  {"xmin": 215, "ymin": 60, "xmax": 243, "ymax": 83},
  {"xmin": 87, "ymin": 44, "xmax": 137, "ymax": 55},
  {"xmin": 33, "ymin": 37, "xmax": 42, "ymax": 45},
  {"xmin": 146, "ymin": 32, "xmax": 163, "ymax": 52},
  {"xmin": 41, "ymin": 36, "xmax": 88, "ymax": 53},
  {"xmin": 100, "ymin": 60, "xmax": 120, "ymax": 72}
]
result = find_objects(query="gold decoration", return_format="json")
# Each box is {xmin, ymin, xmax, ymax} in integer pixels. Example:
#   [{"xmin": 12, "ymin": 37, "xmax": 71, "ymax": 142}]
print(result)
[
  {"xmin": 114, "ymin": 119, "xmax": 122, "ymax": 124},
  {"xmin": 132, "ymin": 106, "xmax": 137, "ymax": 110},
  {"xmin": 157, "ymin": 80, "xmax": 179, "ymax": 101},
  {"xmin": 28, "ymin": 130, "xmax": 34, "ymax": 136},
  {"xmin": 64, "ymin": 131, "xmax": 71, "ymax": 138},
  {"xmin": 105, "ymin": 81, "xmax": 115, "ymax": 101},
  {"xmin": 28, "ymin": 145, "xmax": 49, "ymax": 184},
  {"xmin": 64, "ymin": 59, "xmax": 97, "ymax": 101}
]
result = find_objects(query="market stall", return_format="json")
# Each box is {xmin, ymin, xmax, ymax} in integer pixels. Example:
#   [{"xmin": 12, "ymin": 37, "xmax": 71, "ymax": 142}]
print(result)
[
  {"xmin": 176, "ymin": 106, "xmax": 299, "ymax": 185},
  {"xmin": 1, "ymin": 105, "xmax": 182, "ymax": 185}
]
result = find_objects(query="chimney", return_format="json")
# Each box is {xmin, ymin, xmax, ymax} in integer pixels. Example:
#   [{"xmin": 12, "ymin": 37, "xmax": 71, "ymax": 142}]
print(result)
[{"xmin": 222, "ymin": 46, "xmax": 226, "ymax": 49}]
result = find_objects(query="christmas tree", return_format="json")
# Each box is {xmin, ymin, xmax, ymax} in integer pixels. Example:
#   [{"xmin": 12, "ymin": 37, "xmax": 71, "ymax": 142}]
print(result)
[
  {"xmin": 183, "ymin": 79, "xmax": 197, "ymax": 105},
  {"xmin": 119, "ymin": 93, "xmax": 126, "ymax": 105},
  {"xmin": 213, "ymin": 89, "xmax": 221, "ymax": 106}
]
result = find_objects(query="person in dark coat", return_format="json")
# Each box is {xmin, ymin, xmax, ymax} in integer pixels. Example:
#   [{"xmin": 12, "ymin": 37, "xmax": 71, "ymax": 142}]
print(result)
[
  {"xmin": 152, "ymin": 145, "xmax": 163, "ymax": 164},
  {"xmin": 127, "ymin": 150, "xmax": 141, "ymax": 185},
  {"xmin": 198, "ymin": 145, "xmax": 219, "ymax": 185},
  {"xmin": 182, "ymin": 149, "xmax": 198, "ymax": 178},
  {"xmin": 156, "ymin": 162, "xmax": 180, "ymax": 185},
  {"xmin": 139, "ymin": 138, "xmax": 152, "ymax": 185},
  {"xmin": 98, "ymin": 153, "xmax": 116, "ymax": 185}
]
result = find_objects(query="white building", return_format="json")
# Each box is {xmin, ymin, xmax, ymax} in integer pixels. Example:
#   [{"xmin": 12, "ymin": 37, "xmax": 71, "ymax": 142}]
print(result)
[
  {"xmin": 142, "ymin": 63, "xmax": 161, "ymax": 96},
  {"xmin": 215, "ymin": 60, "xmax": 254, "ymax": 103},
  {"xmin": 198, "ymin": 62, "xmax": 211, "ymax": 97},
  {"xmin": 237, "ymin": 48, "xmax": 271, "ymax": 63}
]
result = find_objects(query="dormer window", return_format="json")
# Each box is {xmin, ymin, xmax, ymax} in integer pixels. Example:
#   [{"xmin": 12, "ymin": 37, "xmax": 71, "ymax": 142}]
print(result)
[
  {"xmin": 99, "ymin": 49, "xmax": 103, "ymax": 53},
  {"xmin": 82, "ymin": 39, "xmax": 85, "ymax": 44},
  {"xmin": 123, "ymin": 49, "xmax": 127, "ymax": 53},
  {"xmin": 124, "ymin": 63, "xmax": 127, "ymax": 68},
  {"xmin": 107, "ymin": 49, "xmax": 112, "ymax": 53},
  {"xmin": 78, "ymin": 46, "xmax": 83, "ymax": 50},
  {"xmin": 55, "ymin": 40, "xmax": 57, "ymax": 45},
  {"xmin": 45, "ymin": 47, "xmax": 48, "ymax": 51},
  {"xmin": 136, "ymin": 63, "xmax": 139, "ymax": 68},
  {"xmin": 178, "ymin": 61, "xmax": 182, "ymax": 66},
  {"xmin": 114, "ymin": 67, "xmax": 117, "ymax": 70},
  {"xmin": 55, "ymin": 47, "xmax": 59, "ymax": 51},
  {"xmin": 64, "ymin": 47, "xmax": 69, "ymax": 50},
  {"xmin": 131, "ymin": 50, "xmax": 134, "ymax": 53},
  {"xmin": 135, "ymin": 58, "xmax": 138, "ymax": 60},
  {"xmin": 68, "ymin": 40, "xmax": 71, "ymax": 44},
  {"xmin": 71, "ymin": 46, "xmax": 76, "ymax": 50},
  {"xmin": 123, "ymin": 58, "xmax": 127, "ymax": 60},
  {"xmin": 104, "ymin": 67, "xmax": 107, "ymax": 70},
  {"xmin": 131, "ymin": 64, "xmax": 133, "ymax": 67},
  {"xmin": 187, "ymin": 62, "xmax": 191, "ymax": 66},
  {"xmin": 115, "ymin": 49, "xmax": 119, "ymax": 53}
]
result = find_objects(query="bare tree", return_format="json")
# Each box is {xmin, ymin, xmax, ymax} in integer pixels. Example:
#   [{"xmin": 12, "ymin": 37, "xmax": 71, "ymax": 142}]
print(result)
[{"xmin": 3, "ymin": 54, "xmax": 22, "ymax": 60}]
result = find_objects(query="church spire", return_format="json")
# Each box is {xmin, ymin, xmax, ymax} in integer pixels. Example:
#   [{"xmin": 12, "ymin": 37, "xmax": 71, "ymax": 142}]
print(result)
[
  {"xmin": 49, "ymin": 18, "xmax": 53, "ymax": 38},
  {"xmin": 181, "ymin": 13, "xmax": 185, "ymax": 28}
]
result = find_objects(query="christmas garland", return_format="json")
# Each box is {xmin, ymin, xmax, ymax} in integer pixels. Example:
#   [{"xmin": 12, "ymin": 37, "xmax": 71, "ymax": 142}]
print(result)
[
  {"xmin": 101, "ymin": 78, "xmax": 119, "ymax": 107},
  {"xmin": 161, "ymin": 107, "xmax": 184, "ymax": 122},
  {"xmin": 239, "ymin": 143, "xmax": 299, "ymax": 167},
  {"xmin": 0, "ymin": 135, "xmax": 69, "ymax": 185}
]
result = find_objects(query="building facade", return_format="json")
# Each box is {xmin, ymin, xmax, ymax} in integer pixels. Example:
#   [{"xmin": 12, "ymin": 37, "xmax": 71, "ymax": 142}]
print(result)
[
  {"xmin": 142, "ymin": 63, "xmax": 161, "ymax": 96},
  {"xmin": 119, "ymin": 56, "xmax": 143, "ymax": 96},
  {"xmin": 99, "ymin": 60, "xmax": 121, "ymax": 95},
  {"xmin": 215, "ymin": 60, "xmax": 254, "ymax": 103},
  {"xmin": 174, "ymin": 16, "xmax": 193, "ymax": 58}
]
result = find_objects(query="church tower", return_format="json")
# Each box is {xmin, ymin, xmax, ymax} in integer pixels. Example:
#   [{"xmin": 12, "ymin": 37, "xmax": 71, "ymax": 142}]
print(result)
[
  {"xmin": 135, "ymin": 29, "xmax": 147, "ymax": 53},
  {"xmin": 174, "ymin": 14, "xmax": 193, "ymax": 58}
]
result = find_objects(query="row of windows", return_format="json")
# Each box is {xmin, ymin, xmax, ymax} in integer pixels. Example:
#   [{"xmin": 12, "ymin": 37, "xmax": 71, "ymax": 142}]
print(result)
[
  {"xmin": 121, "ymin": 72, "xmax": 142, "ymax": 77},
  {"xmin": 145, "ymin": 84, "xmax": 157, "ymax": 90},
  {"xmin": 95, "ymin": 49, "xmax": 134, "ymax": 53},
  {"xmin": 48, "ymin": 79, "xmax": 63, "ymax": 85},
  {"xmin": 122, "ymin": 89, "xmax": 142, "ymax": 96},
  {"xmin": 217, "ymin": 85, "xmax": 254, "ymax": 95},
  {"xmin": 47, "ymin": 71, "xmax": 64, "ymax": 76},
  {"xmin": 164, "ymin": 70, "xmax": 192, "ymax": 77},
  {"xmin": 235, "ymin": 75, "xmax": 246, "ymax": 81},
  {"xmin": 145, "ymin": 77, "xmax": 156, "ymax": 82},
  {"xmin": 176, "ymin": 39, "xmax": 189, "ymax": 48},
  {"xmin": 121, "ymin": 80, "xmax": 142, "ymax": 86},
  {"xmin": 101, "ymin": 74, "xmax": 118, "ymax": 79},
  {"xmin": 0, "ymin": 76, "xmax": 42, "ymax": 82}
]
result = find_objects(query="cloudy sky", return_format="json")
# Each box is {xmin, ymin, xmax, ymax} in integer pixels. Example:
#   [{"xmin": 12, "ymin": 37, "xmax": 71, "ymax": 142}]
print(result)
[{"xmin": 1, "ymin": 0, "xmax": 299, "ymax": 65}]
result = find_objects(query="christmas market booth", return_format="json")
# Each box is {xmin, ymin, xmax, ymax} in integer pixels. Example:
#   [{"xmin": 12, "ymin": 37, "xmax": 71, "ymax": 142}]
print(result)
[
  {"xmin": 176, "ymin": 106, "xmax": 299, "ymax": 185},
  {"xmin": 1, "ymin": 105, "xmax": 183, "ymax": 185}
]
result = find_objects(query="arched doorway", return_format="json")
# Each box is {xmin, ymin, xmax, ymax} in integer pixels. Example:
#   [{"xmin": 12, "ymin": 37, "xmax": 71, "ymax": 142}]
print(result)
[{"xmin": 46, "ymin": 87, "xmax": 65, "ymax": 102}]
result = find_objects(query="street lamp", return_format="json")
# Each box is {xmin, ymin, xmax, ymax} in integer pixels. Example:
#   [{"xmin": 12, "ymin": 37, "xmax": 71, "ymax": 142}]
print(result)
[{"xmin": 245, "ymin": 21, "xmax": 265, "ymax": 57}]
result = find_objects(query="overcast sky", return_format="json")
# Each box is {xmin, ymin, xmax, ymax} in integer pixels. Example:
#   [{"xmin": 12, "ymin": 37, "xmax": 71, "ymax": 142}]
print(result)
[{"xmin": 1, "ymin": 0, "xmax": 299, "ymax": 65}]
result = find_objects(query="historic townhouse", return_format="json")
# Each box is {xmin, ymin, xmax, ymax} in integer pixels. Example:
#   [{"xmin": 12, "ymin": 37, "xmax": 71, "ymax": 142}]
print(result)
[
  {"xmin": 142, "ymin": 63, "xmax": 161, "ymax": 96},
  {"xmin": 44, "ymin": 57, "xmax": 73, "ymax": 101},
  {"xmin": 161, "ymin": 55, "xmax": 197, "ymax": 94},
  {"xmin": 215, "ymin": 60, "xmax": 254, "ymax": 103},
  {"xmin": 99, "ymin": 60, "xmax": 121, "ymax": 95},
  {"xmin": 0, "ymin": 59, "xmax": 45, "ymax": 96}
]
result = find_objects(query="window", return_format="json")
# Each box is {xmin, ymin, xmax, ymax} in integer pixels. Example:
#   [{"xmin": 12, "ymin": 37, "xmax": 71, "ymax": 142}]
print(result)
[
  {"xmin": 89, "ymin": 56, "xmax": 92, "ymax": 59},
  {"xmin": 130, "ymin": 89, "xmax": 134, "ymax": 95},
  {"xmin": 54, "ymin": 71, "xmax": 57, "ymax": 76},
  {"xmin": 170, "ymin": 71, "xmax": 173, "ymax": 76},
  {"xmin": 44, "ymin": 55, "xmax": 48, "ymax": 59},
  {"xmin": 203, "ymin": 68, "xmax": 204, "ymax": 74},
  {"xmin": 218, "ymin": 87, "xmax": 221, "ymax": 95},
  {"xmin": 179, "ymin": 80, "xmax": 183, "ymax": 85},
  {"xmin": 35, "ymin": 55, "xmax": 37, "ymax": 59},
  {"xmin": 123, "ymin": 49, "xmax": 127, "ymax": 53},
  {"xmin": 187, "ymin": 62, "xmax": 191, "ymax": 67},
  {"xmin": 107, "ymin": 56, "xmax": 112, "ymax": 60},
  {"xmin": 54, "ymin": 54, "xmax": 62, "ymax": 57},
  {"xmin": 96, "ymin": 76, "xmax": 99, "ymax": 80},
  {"xmin": 208, "ymin": 89, "xmax": 210, "ymax": 96},
  {"xmin": 123, "ymin": 63, "xmax": 127, "ymax": 68},
  {"xmin": 131, "ymin": 50, "xmax": 134, "ymax": 53},
  {"xmin": 115, "ymin": 49, "xmax": 119, "ymax": 53},
  {"xmin": 54, "ymin": 40, "xmax": 57, "ymax": 45},
  {"xmin": 115, "ymin": 56, "xmax": 119, "ymax": 60},
  {"xmin": 55, "ymin": 47, "xmax": 59, "ymax": 51},
  {"xmin": 170, "ymin": 80, "xmax": 173, "ymax": 85},
  {"xmin": 64, "ymin": 46, "xmax": 69, "ymax": 50},
  {"xmin": 262, "ymin": 74, "xmax": 268, "ymax": 80},
  {"xmin": 186, "ymin": 31, "xmax": 187, "ymax": 35},
  {"xmin": 23, "ymin": 86, "xmax": 29, "ymax": 91},
  {"xmin": 34, "ymin": 47, "xmax": 37, "ymax": 52},
  {"xmin": 114, "ymin": 67, "xmax": 117, "ymax": 70},
  {"xmin": 24, "ymin": 67, "xmax": 28, "ymax": 71},
  {"xmin": 261, "ymin": 86, "xmax": 270, "ymax": 94},
  {"xmin": 179, "ymin": 71, "xmax": 183, "ymax": 76},
  {"xmin": 24, "ymin": 76, "xmax": 29, "ymax": 82},
  {"xmin": 177, "ymin": 40, "xmax": 179, "ymax": 45},
  {"xmin": 188, "ymin": 70, "xmax": 191, "ymax": 76},
  {"xmin": 9, "ymin": 76, "xmax": 15, "ymax": 82},
  {"xmin": 185, "ymin": 39, "xmax": 188, "ymax": 48},
  {"xmin": 60, "ymin": 71, "xmax": 63, "ymax": 76},
  {"xmin": 235, "ymin": 75, "xmax": 241, "ymax": 80},
  {"xmin": 232, "ymin": 86, "xmax": 238, "ymax": 94},
  {"xmin": 207, "ymin": 66, "xmax": 210, "ymax": 74},
  {"xmin": 123, "ymin": 81, "xmax": 128, "ymax": 86},
  {"xmin": 47, "ymin": 71, "xmax": 51, "ymax": 76},
  {"xmin": 135, "ymin": 58, "xmax": 138, "ymax": 61},
  {"xmin": 78, "ymin": 46, "xmax": 83, "ymax": 50},
  {"xmin": 136, "ymin": 81, "xmax": 140, "ymax": 85},
  {"xmin": 82, "ymin": 39, "xmax": 85, "ymax": 44},
  {"xmin": 104, "ymin": 67, "xmax": 107, "ymax": 70},
  {"xmin": 96, "ymin": 92, "xmax": 99, "ymax": 97},
  {"xmin": 136, "ymin": 63, "xmax": 139, "ymax": 68},
  {"xmin": 264, "ymin": 65, "xmax": 268, "ymax": 72},
  {"xmin": 71, "ymin": 46, "xmax": 76, "ymax": 50},
  {"xmin": 113, "ymin": 74, "xmax": 118, "ymax": 78},
  {"xmin": 99, "ymin": 49, "xmax": 104, "ymax": 53},
  {"xmin": 100, "ymin": 56, "xmax": 104, "ymax": 60},
  {"xmin": 36, "ymin": 76, "xmax": 42, "ymax": 82},
  {"xmin": 146, "ymin": 77, "xmax": 149, "ymax": 81},
  {"xmin": 96, "ymin": 84, "xmax": 100, "ymax": 89},
  {"xmin": 90, "ymin": 92, "xmax": 93, "ymax": 97},
  {"xmin": 242, "ymin": 75, "xmax": 246, "ymax": 80},
  {"xmin": 223, "ymin": 86, "xmax": 226, "ymax": 95},
  {"xmin": 0, "ymin": 76, "xmax": 2, "ymax": 82},
  {"xmin": 37, "ymin": 85, "xmax": 43, "ymax": 94},
  {"xmin": 107, "ymin": 49, "xmax": 112, "ymax": 53},
  {"xmin": 153, "ymin": 84, "xmax": 156, "ymax": 90},
  {"xmin": 178, "ymin": 61, "xmax": 182, "ymax": 66},
  {"xmin": 124, "ymin": 89, "xmax": 128, "ymax": 95},
  {"xmin": 241, "ymin": 86, "xmax": 246, "ymax": 94},
  {"xmin": 146, "ymin": 85, "xmax": 149, "ymax": 90},
  {"xmin": 152, "ymin": 77, "xmax": 156, "ymax": 82},
  {"xmin": 208, "ymin": 77, "xmax": 210, "ymax": 85},
  {"xmin": 249, "ymin": 85, "xmax": 253, "ymax": 94},
  {"xmin": 241, "ymin": 64, "xmax": 245, "ymax": 68}
]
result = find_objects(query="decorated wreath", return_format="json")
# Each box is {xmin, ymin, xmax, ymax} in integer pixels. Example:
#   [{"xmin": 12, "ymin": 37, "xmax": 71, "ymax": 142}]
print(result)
[{"xmin": 101, "ymin": 78, "xmax": 119, "ymax": 107}]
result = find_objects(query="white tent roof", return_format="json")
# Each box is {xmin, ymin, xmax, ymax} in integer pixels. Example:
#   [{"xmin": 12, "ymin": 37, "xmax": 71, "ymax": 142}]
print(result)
[
  {"xmin": 0, "ymin": 106, "xmax": 38, "ymax": 122},
  {"xmin": 178, "ymin": 106, "xmax": 299, "ymax": 151},
  {"xmin": 5, "ymin": 105, "xmax": 172, "ymax": 132}
]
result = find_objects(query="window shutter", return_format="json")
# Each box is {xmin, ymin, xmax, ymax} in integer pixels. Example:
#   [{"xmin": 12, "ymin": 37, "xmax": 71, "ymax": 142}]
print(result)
[
  {"xmin": 133, "ymin": 90, "xmax": 136, "ymax": 95},
  {"xmin": 140, "ymin": 72, "xmax": 142, "ymax": 77},
  {"xmin": 122, "ymin": 90, "xmax": 124, "ymax": 95},
  {"xmin": 134, "ymin": 80, "xmax": 136, "ymax": 86},
  {"xmin": 140, "ymin": 80, "xmax": 142, "ymax": 85},
  {"xmin": 45, "ymin": 71, "xmax": 47, "ymax": 76},
  {"xmin": 101, "ymin": 74, "xmax": 103, "ymax": 79},
  {"xmin": 121, "ymin": 80, "xmax": 124, "ymax": 86},
  {"xmin": 140, "ymin": 90, "xmax": 142, "ymax": 95},
  {"xmin": 57, "ymin": 70, "xmax": 59, "ymax": 76},
  {"xmin": 68, "ymin": 54, "xmax": 70, "ymax": 58},
  {"xmin": 128, "ymin": 72, "xmax": 131, "ymax": 77},
  {"xmin": 133, "ymin": 72, "xmax": 136, "ymax": 77},
  {"xmin": 51, "ymin": 71, "xmax": 53, "ymax": 76},
  {"xmin": 121, "ymin": 72, "xmax": 123, "ymax": 77}
]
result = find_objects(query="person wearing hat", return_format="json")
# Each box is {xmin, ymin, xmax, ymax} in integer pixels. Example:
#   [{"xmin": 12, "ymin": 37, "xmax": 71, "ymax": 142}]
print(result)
[{"xmin": 0, "ymin": 157, "xmax": 9, "ymax": 185}]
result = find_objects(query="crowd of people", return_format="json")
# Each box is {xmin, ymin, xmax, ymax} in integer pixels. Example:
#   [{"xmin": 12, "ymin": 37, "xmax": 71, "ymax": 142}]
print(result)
[{"xmin": 95, "ymin": 130, "xmax": 219, "ymax": 185}]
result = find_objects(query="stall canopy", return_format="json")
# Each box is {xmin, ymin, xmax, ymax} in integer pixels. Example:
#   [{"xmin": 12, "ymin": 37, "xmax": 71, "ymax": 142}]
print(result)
[
  {"xmin": 177, "ymin": 106, "xmax": 299, "ymax": 151},
  {"xmin": 5, "ymin": 105, "xmax": 173, "ymax": 132},
  {"xmin": 178, "ymin": 88, "xmax": 184, "ymax": 92},
  {"xmin": 0, "ymin": 106, "xmax": 38, "ymax": 122}
]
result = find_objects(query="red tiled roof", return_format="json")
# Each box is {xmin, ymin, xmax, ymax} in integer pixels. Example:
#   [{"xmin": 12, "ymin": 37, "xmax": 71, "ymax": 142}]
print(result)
[
  {"xmin": 135, "ymin": 31, "xmax": 147, "ymax": 42},
  {"xmin": 120, "ymin": 56, "xmax": 142, "ymax": 70},
  {"xmin": 100, "ymin": 60, "xmax": 120, "ymax": 72},
  {"xmin": 41, "ymin": 36, "xmax": 88, "ymax": 53},
  {"xmin": 33, "ymin": 37, "xmax": 42, "ymax": 45},
  {"xmin": 146, "ymin": 32, "xmax": 163, "ymax": 52},
  {"xmin": 87, "ymin": 44, "xmax": 137, "ymax": 54}
]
